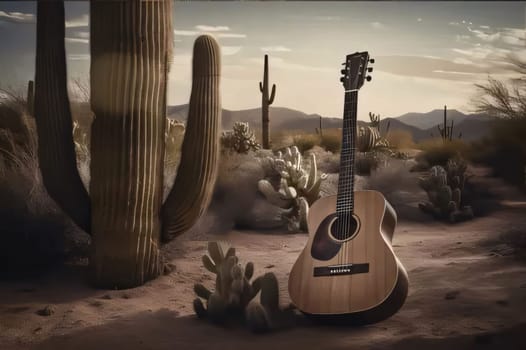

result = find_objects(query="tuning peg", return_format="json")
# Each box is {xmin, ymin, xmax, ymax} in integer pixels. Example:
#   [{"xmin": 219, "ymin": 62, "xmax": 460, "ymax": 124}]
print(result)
[
  {"xmin": 367, "ymin": 67, "xmax": 373, "ymax": 72},
  {"xmin": 341, "ymin": 69, "xmax": 347, "ymax": 74},
  {"xmin": 366, "ymin": 76, "xmax": 372, "ymax": 82},
  {"xmin": 340, "ymin": 77, "xmax": 346, "ymax": 83},
  {"xmin": 369, "ymin": 58, "xmax": 375, "ymax": 64}
]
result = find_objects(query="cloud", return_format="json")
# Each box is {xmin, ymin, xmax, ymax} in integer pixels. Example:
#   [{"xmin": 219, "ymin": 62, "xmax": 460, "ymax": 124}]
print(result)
[
  {"xmin": 373, "ymin": 55, "xmax": 511, "ymax": 82},
  {"xmin": 68, "ymin": 54, "xmax": 90, "ymax": 61},
  {"xmin": 479, "ymin": 25, "xmax": 490, "ymax": 29},
  {"xmin": 449, "ymin": 22, "xmax": 460, "ymax": 26},
  {"xmin": 66, "ymin": 38, "xmax": 89, "ymax": 44},
  {"xmin": 174, "ymin": 29, "xmax": 199, "ymax": 36},
  {"xmin": 0, "ymin": 10, "xmax": 34, "ymax": 24},
  {"xmin": 222, "ymin": 46, "xmax": 241, "ymax": 56},
  {"xmin": 195, "ymin": 25, "xmax": 229, "ymax": 32},
  {"xmin": 174, "ymin": 28, "xmax": 246, "ymax": 38},
  {"xmin": 248, "ymin": 57, "xmax": 331, "ymax": 72},
  {"xmin": 417, "ymin": 18, "xmax": 423, "ymax": 22},
  {"xmin": 467, "ymin": 27, "xmax": 500, "ymax": 42},
  {"xmin": 217, "ymin": 33, "xmax": 246, "ymax": 38},
  {"xmin": 65, "ymin": 14, "xmax": 89, "ymax": 28},
  {"xmin": 260, "ymin": 46, "xmax": 292, "ymax": 53},
  {"xmin": 370, "ymin": 22, "xmax": 385, "ymax": 29},
  {"xmin": 313, "ymin": 16, "xmax": 341, "ymax": 21}
]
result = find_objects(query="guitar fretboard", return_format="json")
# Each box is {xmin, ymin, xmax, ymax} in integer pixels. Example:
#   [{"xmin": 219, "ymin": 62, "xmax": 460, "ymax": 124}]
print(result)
[{"xmin": 336, "ymin": 90, "xmax": 358, "ymax": 215}]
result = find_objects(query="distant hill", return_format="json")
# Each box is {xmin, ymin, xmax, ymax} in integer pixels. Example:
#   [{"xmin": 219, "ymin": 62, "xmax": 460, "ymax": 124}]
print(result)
[
  {"xmin": 394, "ymin": 108, "xmax": 492, "ymax": 130},
  {"xmin": 167, "ymin": 105, "xmax": 493, "ymax": 142}
]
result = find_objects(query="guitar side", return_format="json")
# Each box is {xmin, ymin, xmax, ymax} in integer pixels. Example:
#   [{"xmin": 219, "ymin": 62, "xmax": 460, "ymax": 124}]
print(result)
[{"xmin": 288, "ymin": 190, "xmax": 408, "ymax": 324}]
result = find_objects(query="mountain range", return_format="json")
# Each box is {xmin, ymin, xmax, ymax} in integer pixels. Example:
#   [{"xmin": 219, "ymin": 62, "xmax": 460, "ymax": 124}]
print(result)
[{"xmin": 167, "ymin": 105, "xmax": 493, "ymax": 142}]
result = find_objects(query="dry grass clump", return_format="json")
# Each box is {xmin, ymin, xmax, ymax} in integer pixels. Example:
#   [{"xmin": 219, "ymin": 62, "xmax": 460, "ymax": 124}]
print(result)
[
  {"xmin": 386, "ymin": 129, "xmax": 415, "ymax": 150},
  {"xmin": 319, "ymin": 129, "xmax": 342, "ymax": 153},
  {"xmin": 414, "ymin": 138, "xmax": 470, "ymax": 170},
  {"xmin": 0, "ymin": 96, "xmax": 86, "ymax": 278}
]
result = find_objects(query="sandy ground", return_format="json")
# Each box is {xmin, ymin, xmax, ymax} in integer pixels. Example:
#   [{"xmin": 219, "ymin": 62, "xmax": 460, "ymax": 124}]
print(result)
[{"xmin": 1, "ymin": 168, "xmax": 526, "ymax": 349}]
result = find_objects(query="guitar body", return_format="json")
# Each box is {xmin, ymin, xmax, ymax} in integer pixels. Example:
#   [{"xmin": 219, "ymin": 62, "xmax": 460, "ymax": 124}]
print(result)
[{"xmin": 288, "ymin": 191, "xmax": 408, "ymax": 324}]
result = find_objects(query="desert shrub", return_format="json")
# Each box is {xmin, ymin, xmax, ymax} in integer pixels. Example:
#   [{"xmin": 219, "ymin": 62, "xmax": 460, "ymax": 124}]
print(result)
[
  {"xmin": 320, "ymin": 132, "xmax": 342, "ymax": 153},
  {"xmin": 414, "ymin": 138, "xmax": 470, "ymax": 170},
  {"xmin": 386, "ymin": 129, "xmax": 415, "ymax": 150},
  {"xmin": 355, "ymin": 152, "xmax": 380, "ymax": 176},
  {"xmin": 0, "ymin": 96, "xmax": 85, "ymax": 278},
  {"xmin": 469, "ymin": 119, "xmax": 526, "ymax": 188},
  {"xmin": 307, "ymin": 146, "xmax": 340, "ymax": 174},
  {"xmin": 292, "ymin": 133, "xmax": 320, "ymax": 153},
  {"xmin": 210, "ymin": 152, "xmax": 267, "ymax": 232}
]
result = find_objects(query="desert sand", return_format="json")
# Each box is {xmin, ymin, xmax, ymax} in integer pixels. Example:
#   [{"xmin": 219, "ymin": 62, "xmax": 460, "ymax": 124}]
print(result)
[{"xmin": 1, "ymin": 166, "xmax": 526, "ymax": 350}]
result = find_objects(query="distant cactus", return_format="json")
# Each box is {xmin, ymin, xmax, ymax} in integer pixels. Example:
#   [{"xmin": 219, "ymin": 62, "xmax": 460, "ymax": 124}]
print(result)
[
  {"xmin": 193, "ymin": 242, "xmax": 295, "ymax": 332},
  {"xmin": 259, "ymin": 54, "xmax": 276, "ymax": 149},
  {"xmin": 418, "ymin": 157, "xmax": 474, "ymax": 222},
  {"xmin": 368, "ymin": 111, "xmax": 390, "ymax": 138},
  {"xmin": 258, "ymin": 146, "xmax": 327, "ymax": 231},
  {"xmin": 221, "ymin": 121, "xmax": 261, "ymax": 154},
  {"xmin": 437, "ymin": 105, "xmax": 462, "ymax": 143},
  {"xmin": 356, "ymin": 126, "xmax": 389, "ymax": 153}
]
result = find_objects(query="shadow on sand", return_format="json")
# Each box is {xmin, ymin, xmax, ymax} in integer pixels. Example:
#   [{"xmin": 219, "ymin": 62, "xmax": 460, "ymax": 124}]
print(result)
[{"xmin": 33, "ymin": 309, "xmax": 526, "ymax": 350}]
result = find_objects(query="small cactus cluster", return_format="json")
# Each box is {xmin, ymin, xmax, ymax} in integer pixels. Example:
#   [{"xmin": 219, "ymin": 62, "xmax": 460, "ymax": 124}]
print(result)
[
  {"xmin": 221, "ymin": 121, "xmax": 261, "ymax": 154},
  {"xmin": 193, "ymin": 242, "xmax": 295, "ymax": 333},
  {"xmin": 418, "ymin": 157, "xmax": 474, "ymax": 222},
  {"xmin": 258, "ymin": 146, "xmax": 327, "ymax": 231}
]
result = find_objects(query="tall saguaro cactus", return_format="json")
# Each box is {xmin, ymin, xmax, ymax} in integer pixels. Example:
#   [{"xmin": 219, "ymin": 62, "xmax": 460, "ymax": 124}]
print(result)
[
  {"xmin": 34, "ymin": 1, "xmax": 91, "ymax": 233},
  {"xmin": 259, "ymin": 54, "xmax": 276, "ymax": 149},
  {"xmin": 88, "ymin": 1, "xmax": 221, "ymax": 288},
  {"xmin": 437, "ymin": 105, "xmax": 462, "ymax": 143}
]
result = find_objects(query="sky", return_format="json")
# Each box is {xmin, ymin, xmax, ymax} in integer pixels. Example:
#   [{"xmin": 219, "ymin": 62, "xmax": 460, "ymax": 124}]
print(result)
[{"xmin": 0, "ymin": 1, "xmax": 524, "ymax": 120}]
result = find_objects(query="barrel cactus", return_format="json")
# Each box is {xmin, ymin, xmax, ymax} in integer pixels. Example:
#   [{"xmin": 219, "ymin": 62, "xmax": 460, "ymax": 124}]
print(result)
[
  {"xmin": 258, "ymin": 146, "xmax": 327, "ymax": 231},
  {"xmin": 33, "ymin": 0, "xmax": 221, "ymax": 288},
  {"xmin": 221, "ymin": 121, "xmax": 261, "ymax": 154},
  {"xmin": 193, "ymin": 242, "xmax": 295, "ymax": 332},
  {"xmin": 418, "ymin": 158, "xmax": 474, "ymax": 222}
]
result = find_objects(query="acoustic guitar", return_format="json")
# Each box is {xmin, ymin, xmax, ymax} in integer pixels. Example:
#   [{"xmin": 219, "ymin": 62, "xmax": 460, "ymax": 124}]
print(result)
[{"xmin": 288, "ymin": 51, "xmax": 408, "ymax": 324}]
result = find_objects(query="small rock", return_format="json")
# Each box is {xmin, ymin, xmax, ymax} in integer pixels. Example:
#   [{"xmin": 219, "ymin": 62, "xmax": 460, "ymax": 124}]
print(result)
[
  {"xmin": 163, "ymin": 263, "xmax": 176, "ymax": 275},
  {"xmin": 89, "ymin": 300, "xmax": 104, "ymax": 307},
  {"xmin": 444, "ymin": 291, "xmax": 460, "ymax": 300},
  {"xmin": 36, "ymin": 305, "xmax": 55, "ymax": 316},
  {"xmin": 33, "ymin": 327, "xmax": 42, "ymax": 333},
  {"xmin": 121, "ymin": 293, "xmax": 131, "ymax": 299},
  {"xmin": 99, "ymin": 294, "xmax": 112, "ymax": 300},
  {"xmin": 265, "ymin": 264, "xmax": 275, "ymax": 269},
  {"xmin": 456, "ymin": 242, "xmax": 462, "ymax": 245}
]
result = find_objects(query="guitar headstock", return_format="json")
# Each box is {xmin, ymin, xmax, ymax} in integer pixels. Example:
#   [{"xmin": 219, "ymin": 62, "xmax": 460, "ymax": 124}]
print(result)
[{"xmin": 340, "ymin": 51, "xmax": 374, "ymax": 91}]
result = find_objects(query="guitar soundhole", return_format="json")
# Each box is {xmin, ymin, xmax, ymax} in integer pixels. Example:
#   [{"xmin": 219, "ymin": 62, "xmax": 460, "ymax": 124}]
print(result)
[{"xmin": 330, "ymin": 213, "xmax": 360, "ymax": 242}]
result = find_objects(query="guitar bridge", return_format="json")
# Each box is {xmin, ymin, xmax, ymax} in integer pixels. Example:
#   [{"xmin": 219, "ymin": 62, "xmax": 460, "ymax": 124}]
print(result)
[{"xmin": 313, "ymin": 263, "xmax": 369, "ymax": 277}]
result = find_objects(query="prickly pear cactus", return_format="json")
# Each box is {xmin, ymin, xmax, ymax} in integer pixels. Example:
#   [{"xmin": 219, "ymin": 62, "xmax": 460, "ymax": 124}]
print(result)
[
  {"xmin": 221, "ymin": 121, "xmax": 260, "ymax": 154},
  {"xmin": 418, "ymin": 157, "xmax": 474, "ymax": 222},
  {"xmin": 193, "ymin": 242, "xmax": 294, "ymax": 332},
  {"xmin": 258, "ymin": 146, "xmax": 327, "ymax": 231},
  {"xmin": 246, "ymin": 273, "xmax": 296, "ymax": 333}
]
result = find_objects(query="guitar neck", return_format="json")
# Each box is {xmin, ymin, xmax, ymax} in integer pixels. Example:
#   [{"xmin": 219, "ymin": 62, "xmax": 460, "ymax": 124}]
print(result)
[{"xmin": 336, "ymin": 90, "xmax": 358, "ymax": 215}]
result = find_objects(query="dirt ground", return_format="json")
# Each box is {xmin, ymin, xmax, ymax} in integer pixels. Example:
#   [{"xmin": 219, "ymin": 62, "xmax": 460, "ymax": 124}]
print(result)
[{"xmin": 1, "ymin": 167, "xmax": 526, "ymax": 350}]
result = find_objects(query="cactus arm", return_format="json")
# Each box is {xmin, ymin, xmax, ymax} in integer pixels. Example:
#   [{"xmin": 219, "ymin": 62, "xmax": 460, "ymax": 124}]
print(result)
[
  {"xmin": 162, "ymin": 35, "xmax": 221, "ymax": 241},
  {"xmin": 34, "ymin": 1, "xmax": 91, "ymax": 233},
  {"xmin": 269, "ymin": 84, "xmax": 276, "ymax": 104},
  {"xmin": 259, "ymin": 81, "xmax": 263, "ymax": 92}
]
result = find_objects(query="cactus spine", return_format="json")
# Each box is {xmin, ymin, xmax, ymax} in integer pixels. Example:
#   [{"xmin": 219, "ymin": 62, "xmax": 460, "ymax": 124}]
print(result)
[
  {"xmin": 34, "ymin": 1, "xmax": 90, "ymax": 232},
  {"xmin": 259, "ymin": 54, "xmax": 276, "ymax": 149}
]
